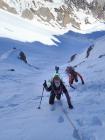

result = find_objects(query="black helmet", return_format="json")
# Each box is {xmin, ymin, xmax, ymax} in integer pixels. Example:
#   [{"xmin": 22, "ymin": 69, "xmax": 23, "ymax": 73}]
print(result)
[
  {"xmin": 55, "ymin": 66, "xmax": 59, "ymax": 73},
  {"xmin": 53, "ymin": 75, "xmax": 60, "ymax": 81}
]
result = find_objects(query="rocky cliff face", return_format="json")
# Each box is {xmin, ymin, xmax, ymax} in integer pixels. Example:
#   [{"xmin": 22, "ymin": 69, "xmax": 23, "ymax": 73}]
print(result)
[
  {"xmin": 0, "ymin": 0, "xmax": 105, "ymax": 29},
  {"xmin": 65, "ymin": 0, "xmax": 105, "ymax": 19}
]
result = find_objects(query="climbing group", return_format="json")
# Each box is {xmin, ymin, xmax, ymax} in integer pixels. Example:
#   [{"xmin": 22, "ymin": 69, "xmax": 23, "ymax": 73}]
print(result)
[{"xmin": 43, "ymin": 66, "xmax": 85, "ymax": 109}]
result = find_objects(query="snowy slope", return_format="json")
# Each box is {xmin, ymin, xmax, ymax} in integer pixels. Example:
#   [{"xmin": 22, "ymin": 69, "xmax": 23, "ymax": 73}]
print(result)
[
  {"xmin": 0, "ymin": 30, "xmax": 105, "ymax": 140},
  {"xmin": 61, "ymin": 36, "xmax": 105, "ymax": 140}
]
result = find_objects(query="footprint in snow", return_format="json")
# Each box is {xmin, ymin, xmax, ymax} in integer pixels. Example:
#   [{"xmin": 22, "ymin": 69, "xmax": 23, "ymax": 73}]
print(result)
[
  {"xmin": 73, "ymin": 129, "xmax": 96, "ymax": 140},
  {"xmin": 73, "ymin": 129, "xmax": 82, "ymax": 140},
  {"xmin": 0, "ymin": 106, "xmax": 4, "ymax": 109},
  {"xmin": 91, "ymin": 116, "xmax": 103, "ymax": 126},
  {"xmin": 57, "ymin": 115, "xmax": 64, "ymax": 123},
  {"xmin": 76, "ymin": 119, "xmax": 84, "ymax": 127},
  {"xmin": 50, "ymin": 105, "xmax": 56, "ymax": 111},
  {"xmin": 81, "ymin": 133, "xmax": 96, "ymax": 140},
  {"xmin": 8, "ymin": 104, "xmax": 19, "ymax": 107}
]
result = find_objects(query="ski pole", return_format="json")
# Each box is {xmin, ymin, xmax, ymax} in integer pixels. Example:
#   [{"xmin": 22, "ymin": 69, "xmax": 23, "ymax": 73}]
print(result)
[{"xmin": 37, "ymin": 86, "xmax": 44, "ymax": 109}]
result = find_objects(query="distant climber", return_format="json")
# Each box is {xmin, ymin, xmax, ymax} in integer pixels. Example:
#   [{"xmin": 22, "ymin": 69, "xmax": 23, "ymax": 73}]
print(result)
[
  {"xmin": 43, "ymin": 75, "xmax": 73, "ymax": 109},
  {"xmin": 19, "ymin": 51, "xmax": 27, "ymax": 63},
  {"xmin": 65, "ymin": 66, "xmax": 84, "ymax": 89}
]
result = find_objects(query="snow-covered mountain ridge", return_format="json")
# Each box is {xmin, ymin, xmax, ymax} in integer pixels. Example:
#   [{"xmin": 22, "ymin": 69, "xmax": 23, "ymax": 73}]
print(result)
[
  {"xmin": 69, "ymin": 35, "xmax": 105, "ymax": 67},
  {"xmin": 0, "ymin": 0, "xmax": 105, "ymax": 30}
]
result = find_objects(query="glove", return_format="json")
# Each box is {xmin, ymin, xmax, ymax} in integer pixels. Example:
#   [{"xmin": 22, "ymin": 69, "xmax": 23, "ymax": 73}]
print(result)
[
  {"xmin": 75, "ymin": 79, "xmax": 78, "ymax": 82},
  {"xmin": 82, "ymin": 81, "xmax": 84, "ymax": 85},
  {"xmin": 43, "ymin": 80, "xmax": 47, "ymax": 87},
  {"xmin": 69, "ymin": 104, "xmax": 73, "ymax": 109}
]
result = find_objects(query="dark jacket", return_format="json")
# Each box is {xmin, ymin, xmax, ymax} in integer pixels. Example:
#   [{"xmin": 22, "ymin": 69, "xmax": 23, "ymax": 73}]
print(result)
[{"xmin": 44, "ymin": 81, "xmax": 71, "ymax": 107}]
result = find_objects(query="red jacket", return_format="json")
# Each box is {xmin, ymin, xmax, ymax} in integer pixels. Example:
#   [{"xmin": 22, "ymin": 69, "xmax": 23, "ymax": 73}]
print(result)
[{"xmin": 68, "ymin": 71, "xmax": 84, "ymax": 85}]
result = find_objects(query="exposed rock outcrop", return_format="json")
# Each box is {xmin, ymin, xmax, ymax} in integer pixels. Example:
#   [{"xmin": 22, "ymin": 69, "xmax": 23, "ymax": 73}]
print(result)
[
  {"xmin": 22, "ymin": 9, "xmax": 34, "ymax": 19},
  {"xmin": 0, "ymin": 0, "xmax": 17, "ymax": 14},
  {"xmin": 1, "ymin": 0, "xmax": 105, "ymax": 28}
]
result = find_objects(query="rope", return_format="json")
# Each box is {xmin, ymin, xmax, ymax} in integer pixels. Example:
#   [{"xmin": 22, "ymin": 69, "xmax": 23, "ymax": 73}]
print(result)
[{"xmin": 59, "ymin": 101, "xmax": 82, "ymax": 140}]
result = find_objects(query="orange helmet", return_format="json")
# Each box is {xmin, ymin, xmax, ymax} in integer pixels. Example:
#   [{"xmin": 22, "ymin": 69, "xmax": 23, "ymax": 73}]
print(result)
[{"xmin": 66, "ymin": 66, "xmax": 74, "ymax": 73}]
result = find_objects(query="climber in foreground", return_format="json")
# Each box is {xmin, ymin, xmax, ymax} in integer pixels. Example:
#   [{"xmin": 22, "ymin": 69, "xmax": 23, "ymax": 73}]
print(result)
[
  {"xmin": 65, "ymin": 66, "xmax": 84, "ymax": 89},
  {"xmin": 43, "ymin": 75, "xmax": 73, "ymax": 109}
]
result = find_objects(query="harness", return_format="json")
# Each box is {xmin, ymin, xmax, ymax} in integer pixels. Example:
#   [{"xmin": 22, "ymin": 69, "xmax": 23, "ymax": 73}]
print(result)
[{"xmin": 51, "ymin": 81, "xmax": 63, "ymax": 95}]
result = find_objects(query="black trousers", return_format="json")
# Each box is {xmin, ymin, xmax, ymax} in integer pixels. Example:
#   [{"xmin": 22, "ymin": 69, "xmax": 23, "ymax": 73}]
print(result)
[{"xmin": 49, "ymin": 93, "xmax": 61, "ymax": 104}]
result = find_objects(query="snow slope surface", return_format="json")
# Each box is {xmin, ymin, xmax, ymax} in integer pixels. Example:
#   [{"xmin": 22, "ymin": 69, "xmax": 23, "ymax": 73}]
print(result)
[
  {"xmin": 0, "ymin": 33, "xmax": 105, "ymax": 140},
  {"xmin": 61, "ymin": 36, "xmax": 105, "ymax": 140}
]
